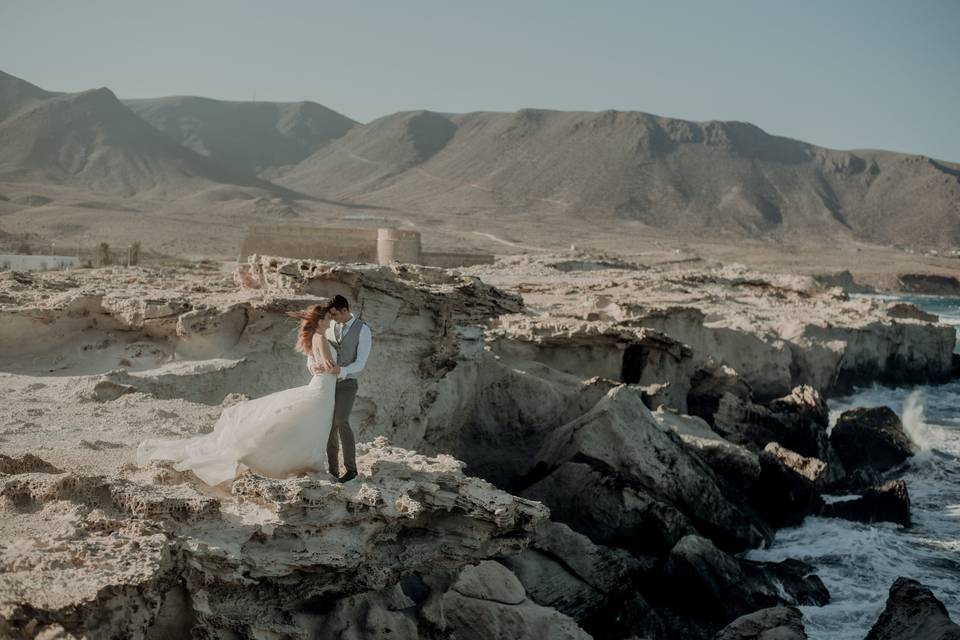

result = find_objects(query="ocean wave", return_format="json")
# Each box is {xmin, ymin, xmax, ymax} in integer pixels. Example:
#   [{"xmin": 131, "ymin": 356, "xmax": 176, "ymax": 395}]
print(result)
[{"xmin": 751, "ymin": 380, "xmax": 960, "ymax": 639}]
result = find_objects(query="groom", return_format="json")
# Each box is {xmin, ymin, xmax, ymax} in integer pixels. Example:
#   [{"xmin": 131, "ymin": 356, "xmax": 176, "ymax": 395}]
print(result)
[{"xmin": 309, "ymin": 295, "xmax": 372, "ymax": 483}]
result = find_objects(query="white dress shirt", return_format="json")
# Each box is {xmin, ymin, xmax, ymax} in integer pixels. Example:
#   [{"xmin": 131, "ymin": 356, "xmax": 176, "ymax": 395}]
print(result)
[{"xmin": 306, "ymin": 314, "xmax": 372, "ymax": 380}]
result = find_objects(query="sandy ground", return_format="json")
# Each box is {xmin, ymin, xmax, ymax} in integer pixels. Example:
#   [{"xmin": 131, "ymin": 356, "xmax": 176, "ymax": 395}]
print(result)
[
  {"xmin": 0, "ymin": 365, "xmax": 223, "ymax": 474},
  {"xmin": 2, "ymin": 179, "xmax": 959, "ymax": 287}
]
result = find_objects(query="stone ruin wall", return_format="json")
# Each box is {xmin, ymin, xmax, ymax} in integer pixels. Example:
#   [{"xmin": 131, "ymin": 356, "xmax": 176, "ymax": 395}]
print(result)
[
  {"xmin": 375, "ymin": 228, "xmax": 422, "ymax": 264},
  {"xmin": 239, "ymin": 225, "xmax": 381, "ymax": 264},
  {"xmin": 421, "ymin": 251, "xmax": 496, "ymax": 268},
  {"xmin": 239, "ymin": 224, "xmax": 494, "ymax": 268},
  {"xmin": 0, "ymin": 255, "xmax": 82, "ymax": 272}
]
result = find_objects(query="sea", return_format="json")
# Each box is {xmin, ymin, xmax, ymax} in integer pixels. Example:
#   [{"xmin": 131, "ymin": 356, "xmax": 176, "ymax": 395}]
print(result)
[{"xmin": 746, "ymin": 294, "xmax": 960, "ymax": 639}]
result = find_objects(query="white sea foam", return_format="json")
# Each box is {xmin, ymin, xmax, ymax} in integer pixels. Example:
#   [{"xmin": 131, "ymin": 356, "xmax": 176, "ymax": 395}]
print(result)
[{"xmin": 903, "ymin": 390, "xmax": 933, "ymax": 453}]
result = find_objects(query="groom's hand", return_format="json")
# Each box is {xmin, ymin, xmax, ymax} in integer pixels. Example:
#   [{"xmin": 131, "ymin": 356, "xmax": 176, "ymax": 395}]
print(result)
[{"xmin": 330, "ymin": 364, "xmax": 341, "ymax": 375}]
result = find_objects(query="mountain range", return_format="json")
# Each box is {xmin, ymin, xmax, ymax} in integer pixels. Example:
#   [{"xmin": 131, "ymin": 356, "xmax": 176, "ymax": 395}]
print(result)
[
  {"xmin": 0, "ymin": 69, "xmax": 957, "ymax": 251},
  {"xmin": 125, "ymin": 96, "xmax": 356, "ymax": 174}
]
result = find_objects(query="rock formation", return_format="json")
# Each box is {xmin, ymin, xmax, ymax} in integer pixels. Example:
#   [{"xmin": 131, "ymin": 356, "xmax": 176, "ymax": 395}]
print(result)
[
  {"xmin": 523, "ymin": 386, "xmax": 771, "ymax": 553},
  {"xmin": 653, "ymin": 407, "xmax": 761, "ymax": 492},
  {"xmin": 831, "ymin": 407, "xmax": 917, "ymax": 473},
  {"xmin": 750, "ymin": 443, "xmax": 825, "ymax": 528},
  {"xmin": 475, "ymin": 258, "xmax": 956, "ymax": 399},
  {"xmin": 712, "ymin": 388, "xmax": 829, "ymax": 458},
  {"xmin": 1, "ymin": 255, "xmax": 956, "ymax": 639},
  {"xmin": 821, "ymin": 479, "xmax": 911, "ymax": 526},
  {"xmin": 658, "ymin": 535, "xmax": 827, "ymax": 628},
  {"xmin": 715, "ymin": 606, "xmax": 807, "ymax": 640},
  {"xmin": 424, "ymin": 561, "xmax": 589, "ymax": 640},
  {"xmin": 0, "ymin": 441, "xmax": 553, "ymax": 638},
  {"xmin": 865, "ymin": 577, "xmax": 960, "ymax": 640},
  {"xmin": 500, "ymin": 520, "xmax": 654, "ymax": 634}
]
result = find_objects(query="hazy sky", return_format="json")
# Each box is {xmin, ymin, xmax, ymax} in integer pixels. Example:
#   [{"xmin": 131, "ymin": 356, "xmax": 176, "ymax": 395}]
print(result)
[{"xmin": 2, "ymin": 1, "xmax": 959, "ymax": 161}]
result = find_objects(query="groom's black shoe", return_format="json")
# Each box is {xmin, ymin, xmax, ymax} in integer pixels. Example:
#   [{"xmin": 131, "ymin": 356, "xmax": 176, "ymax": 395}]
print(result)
[{"xmin": 337, "ymin": 470, "xmax": 358, "ymax": 483}]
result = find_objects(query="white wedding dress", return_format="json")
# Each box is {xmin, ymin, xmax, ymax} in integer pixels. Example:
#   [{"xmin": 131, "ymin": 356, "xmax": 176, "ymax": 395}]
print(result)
[{"xmin": 137, "ymin": 339, "xmax": 337, "ymax": 486}]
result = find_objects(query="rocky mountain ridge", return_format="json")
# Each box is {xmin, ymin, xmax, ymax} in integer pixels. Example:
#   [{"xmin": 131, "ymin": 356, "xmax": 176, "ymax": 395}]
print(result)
[
  {"xmin": 125, "ymin": 95, "xmax": 357, "ymax": 174},
  {"xmin": 276, "ymin": 108, "xmax": 960, "ymax": 249},
  {"xmin": 0, "ymin": 83, "xmax": 292, "ymax": 198},
  {"xmin": 1, "ymin": 69, "xmax": 959, "ymax": 251}
]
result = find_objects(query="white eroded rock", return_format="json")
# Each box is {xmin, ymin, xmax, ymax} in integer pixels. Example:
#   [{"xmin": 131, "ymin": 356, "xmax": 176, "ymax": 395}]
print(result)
[{"xmin": 0, "ymin": 441, "xmax": 549, "ymax": 639}]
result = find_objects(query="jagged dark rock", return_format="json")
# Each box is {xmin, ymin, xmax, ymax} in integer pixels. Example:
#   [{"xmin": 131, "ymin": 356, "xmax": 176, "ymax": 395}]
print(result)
[
  {"xmin": 501, "ymin": 549, "xmax": 608, "ymax": 622},
  {"xmin": 653, "ymin": 407, "xmax": 761, "ymax": 492},
  {"xmin": 500, "ymin": 521, "xmax": 650, "ymax": 616},
  {"xmin": 714, "ymin": 606, "xmax": 807, "ymax": 640},
  {"xmin": 420, "ymin": 561, "xmax": 591, "ymax": 640},
  {"xmin": 750, "ymin": 443, "xmax": 825, "ymax": 528},
  {"xmin": 687, "ymin": 363, "xmax": 753, "ymax": 424},
  {"xmin": 822, "ymin": 479, "xmax": 911, "ymax": 526},
  {"xmin": 658, "ymin": 535, "xmax": 828, "ymax": 629},
  {"xmin": 450, "ymin": 356, "xmax": 617, "ymax": 490},
  {"xmin": 500, "ymin": 520, "xmax": 660, "ymax": 637},
  {"xmin": 887, "ymin": 302, "xmax": 939, "ymax": 323},
  {"xmin": 842, "ymin": 466, "xmax": 885, "ymax": 493},
  {"xmin": 748, "ymin": 558, "xmax": 829, "ymax": 609},
  {"xmin": 897, "ymin": 274, "xmax": 960, "ymax": 296},
  {"xmin": 296, "ymin": 562, "xmax": 593, "ymax": 640},
  {"xmin": 831, "ymin": 407, "xmax": 916, "ymax": 473},
  {"xmin": 523, "ymin": 386, "xmax": 771, "ymax": 554},
  {"xmin": 523, "ymin": 458, "xmax": 698, "ymax": 555},
  {"xmin": 712, "ymin": 385, "xmax": 832, "ymax": 461},
  {"xmin": 865, "ymin": 577, "xmax": 960, "ymax": 640}
]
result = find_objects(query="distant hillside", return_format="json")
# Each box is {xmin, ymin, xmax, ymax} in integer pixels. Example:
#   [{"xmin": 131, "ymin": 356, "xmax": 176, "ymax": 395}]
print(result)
[
  {"xmin": 1, "ymin": 67, "xmax": 958, "ymax": 250},
  {"xmin": 278, "ymin": 109, "xmax": 960, "ymax": 249},
  {"xmin": 0, "ymin": 80, "xmax": 291, "ymax": 197},
  {"xmin": 125, "ymin": 96, "xmax": 357, "ymax": 174},
  {"xmin": 0, "ymin": 70, "xmax": 58, "ymax": 122}
]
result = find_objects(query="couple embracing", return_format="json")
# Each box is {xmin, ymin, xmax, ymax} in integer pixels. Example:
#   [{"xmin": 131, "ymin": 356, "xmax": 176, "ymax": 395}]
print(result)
[{"xmin": 138, "ymin": 296, "xmax": 372, "ymax": 486}]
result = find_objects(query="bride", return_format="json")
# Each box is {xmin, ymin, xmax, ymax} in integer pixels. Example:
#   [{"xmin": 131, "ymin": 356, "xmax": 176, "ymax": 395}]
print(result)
[{"xmin": 137, "ymin": 302, "xmax": 340, "ymax": 486}]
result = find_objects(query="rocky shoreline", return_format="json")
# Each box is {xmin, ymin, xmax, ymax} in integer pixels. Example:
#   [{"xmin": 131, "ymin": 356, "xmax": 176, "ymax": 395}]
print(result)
[{"xmin": 1, "ymin": 254, "xmax": 958, "ymax": 639}]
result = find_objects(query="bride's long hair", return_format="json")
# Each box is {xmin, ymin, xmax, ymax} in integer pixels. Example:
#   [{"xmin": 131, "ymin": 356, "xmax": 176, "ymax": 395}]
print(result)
[{"xmin": 286, "ymin": 302, "xmax": 334, "ymax": 354}]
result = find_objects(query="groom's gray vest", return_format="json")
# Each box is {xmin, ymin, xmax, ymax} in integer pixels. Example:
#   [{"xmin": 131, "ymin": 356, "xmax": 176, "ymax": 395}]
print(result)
[{"xmin": 332, "ymin": 316, "xmax": 367, "ymax": 368}]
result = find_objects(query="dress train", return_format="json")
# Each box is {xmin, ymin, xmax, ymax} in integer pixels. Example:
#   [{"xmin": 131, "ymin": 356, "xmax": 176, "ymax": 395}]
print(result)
[{"xmin": 137, "ymin": 370, "xmax": 337, "ymax": 486}]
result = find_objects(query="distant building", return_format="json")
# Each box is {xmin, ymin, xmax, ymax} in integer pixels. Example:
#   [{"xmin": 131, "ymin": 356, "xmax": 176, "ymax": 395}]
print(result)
[
  {"xmin": 238, "ymin": 225, "xmax": 495, "ymax": 268},
  {"xmin": 0, "ymin": 254, "xmax": 81, "ymax": 272}
]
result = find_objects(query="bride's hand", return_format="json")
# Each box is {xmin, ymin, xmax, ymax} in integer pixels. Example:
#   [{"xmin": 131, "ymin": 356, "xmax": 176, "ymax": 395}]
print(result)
[{"xmin": 320, "ymin": 358, "xmax": 336, "ymax": 371}]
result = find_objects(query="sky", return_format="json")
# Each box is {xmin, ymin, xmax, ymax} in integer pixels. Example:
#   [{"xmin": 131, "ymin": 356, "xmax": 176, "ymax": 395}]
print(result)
[{"xmin": 2, "ymin": 0, "xmax": 959, "ymax": 161}]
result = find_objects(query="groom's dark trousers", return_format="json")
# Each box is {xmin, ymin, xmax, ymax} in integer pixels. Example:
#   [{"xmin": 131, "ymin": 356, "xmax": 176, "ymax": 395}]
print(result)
[{"xmin": 327, "ymin": 378, "xmax": 359, "ymax": 474}]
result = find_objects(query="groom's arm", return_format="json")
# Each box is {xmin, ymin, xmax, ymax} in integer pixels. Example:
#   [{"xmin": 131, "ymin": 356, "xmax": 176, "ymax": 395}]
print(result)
[{"xmin": 338, "ymin": 325, "xmax": 372, "ymax": 379}]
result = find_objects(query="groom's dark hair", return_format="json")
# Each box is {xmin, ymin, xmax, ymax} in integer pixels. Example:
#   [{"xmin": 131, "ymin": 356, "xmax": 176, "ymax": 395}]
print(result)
[{"xmin": 331, "ymin": 295, "xmax": 350, "ymax": 310}]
